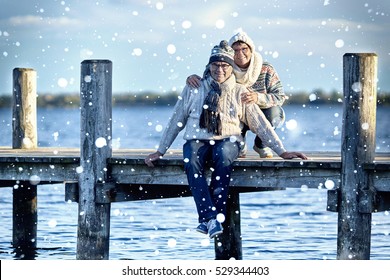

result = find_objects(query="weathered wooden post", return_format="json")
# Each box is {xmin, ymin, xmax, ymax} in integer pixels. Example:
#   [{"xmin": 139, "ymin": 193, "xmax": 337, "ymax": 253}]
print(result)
[
  {"xmin": 338, "ymin": 53, "xmax": 377, "ymax": 259},
  {"xmin": 12, "ymin": 68, "xmax": 38, "ymax": 257},
  {"xmin": 77, "ymin": 60, "xmax": 112, "ymax": 259},
  {"xmin": 215, "ymin": 190, "xmax": 242, "ymax": 259}
]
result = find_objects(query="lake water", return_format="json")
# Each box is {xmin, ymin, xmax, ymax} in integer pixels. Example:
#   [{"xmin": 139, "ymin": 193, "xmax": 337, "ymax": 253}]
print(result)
[{"xmin": 0, "ymin": 104, "xmax": 389, "ymax": 260}]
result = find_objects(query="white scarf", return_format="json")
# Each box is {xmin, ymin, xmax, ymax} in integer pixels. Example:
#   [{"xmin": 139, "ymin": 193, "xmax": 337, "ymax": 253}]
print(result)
[{"xmin": 232, "ymin": 51, "xmax": 263, "ymax": 87}]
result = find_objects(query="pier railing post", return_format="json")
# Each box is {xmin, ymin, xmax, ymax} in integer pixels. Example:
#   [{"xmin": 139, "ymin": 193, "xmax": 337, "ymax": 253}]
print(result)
[
  {"xmin": 12, "ymin": 68, "xmax": 38, "ymax": 257},
  {"xmin": 215, "ymin": 190, "xmax": 242, "ymax": 260},
  {"xmin": 77, "ymin": 60, "xmax": 112, "ymax": 259},
  {"xmin": 338, "ymin": 53, "xmax": 377, "ymax": 259}
]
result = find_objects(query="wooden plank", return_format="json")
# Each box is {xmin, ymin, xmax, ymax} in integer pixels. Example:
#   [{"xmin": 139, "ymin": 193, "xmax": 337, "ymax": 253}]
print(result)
[{"xmin": 0, "ymin": 149, "xmax": 388, "ymax": 191}]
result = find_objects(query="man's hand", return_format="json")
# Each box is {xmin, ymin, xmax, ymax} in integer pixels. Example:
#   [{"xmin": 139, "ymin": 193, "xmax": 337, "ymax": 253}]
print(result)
[
  {"xmin": 144, "ymin": 151, "xmax": 164, "ymax": 167},
  {"xmin": 280, "ymin": 151, "xmax": 308, "ymax": 160}
]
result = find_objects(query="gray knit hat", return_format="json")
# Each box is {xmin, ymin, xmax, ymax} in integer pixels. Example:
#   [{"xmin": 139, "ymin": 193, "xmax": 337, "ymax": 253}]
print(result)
[
  {"xmin": 209, "ymin": 40, "xmax": 235, "ymax": 66},
  {"xmin": 229, "ymin": 31, "xmax": 256, "ymax": 51}
]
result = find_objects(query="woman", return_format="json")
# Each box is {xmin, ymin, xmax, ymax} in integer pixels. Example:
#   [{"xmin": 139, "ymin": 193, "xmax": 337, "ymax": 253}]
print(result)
[{"xmin": 187, "ymin": 31, "xmax": 286, "ymax": 158}]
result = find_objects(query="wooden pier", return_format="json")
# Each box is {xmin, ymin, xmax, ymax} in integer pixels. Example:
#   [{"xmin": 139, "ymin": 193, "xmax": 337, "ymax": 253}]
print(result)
[{"xmin": 1, "ymin": 53, "xmax": 389, "ymax": 260}]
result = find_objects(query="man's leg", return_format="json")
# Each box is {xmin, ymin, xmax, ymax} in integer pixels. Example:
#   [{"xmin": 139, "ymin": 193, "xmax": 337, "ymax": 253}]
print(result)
[
  {"xmin": 210, "ymin": 139, "xmax": 240, "ymax": 218},
  {"xmin": 183, "ymin": 140, "xmax": 216, "ymax": 223}
]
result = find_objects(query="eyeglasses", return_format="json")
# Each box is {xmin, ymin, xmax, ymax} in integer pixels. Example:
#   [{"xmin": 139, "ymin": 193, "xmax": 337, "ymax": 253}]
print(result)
[
  {"xmin": 210, "ymin": 62, "xmax": 231, "ymax": 71},
  {"xmin": 233, "ymin": 47, "xmax": 250, "ymax": 55}
]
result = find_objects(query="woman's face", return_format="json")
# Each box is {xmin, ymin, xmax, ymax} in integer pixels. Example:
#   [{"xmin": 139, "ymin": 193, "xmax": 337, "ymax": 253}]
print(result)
[{"xmin": 232, "ymin": 42, "xmax": 252, "ymax": 68}]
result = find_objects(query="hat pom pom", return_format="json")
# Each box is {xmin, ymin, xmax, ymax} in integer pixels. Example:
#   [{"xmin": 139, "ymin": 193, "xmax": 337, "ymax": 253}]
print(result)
[{"xmin": 220, "ymin": 40, "xmax": 229, "ymax": 49}]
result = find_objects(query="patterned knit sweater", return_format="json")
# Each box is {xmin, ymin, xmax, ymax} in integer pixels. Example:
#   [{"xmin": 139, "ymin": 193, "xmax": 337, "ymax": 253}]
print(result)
[
  {"xmin": 249, "ymin": 62, "xmax": 286, "ymax": 108},
  {"xmin": 233, "ymin": 51, "xmax": 286, "ymax": 109},
  {"xmin": 157, "ymin": 75, "xmax": 286, "ymax": 156}
]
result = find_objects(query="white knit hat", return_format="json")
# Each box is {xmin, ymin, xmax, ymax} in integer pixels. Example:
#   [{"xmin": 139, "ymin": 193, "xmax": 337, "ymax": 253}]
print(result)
[{"xmin": 228, "ymin": 31, "xmax": 256, "ymax": 51}]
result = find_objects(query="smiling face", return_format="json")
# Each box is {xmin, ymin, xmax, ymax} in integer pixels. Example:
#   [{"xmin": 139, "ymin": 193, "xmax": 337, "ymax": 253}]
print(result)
[
  {"xmin": 210, "ymin": 62, "xmax": 233, "ymax": 83},
  {"xmin": 232, "ymin": 41, "xmax": 252, "ymax": 68}
]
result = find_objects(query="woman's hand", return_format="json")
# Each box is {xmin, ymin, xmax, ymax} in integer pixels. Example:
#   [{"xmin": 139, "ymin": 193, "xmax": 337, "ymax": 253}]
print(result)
[
  {"xmin": 144, "ymin": 151, "xmax": 164, "ymax": 167},
  {"xmin": 241, "ymin": 90, "xmax": 258, "ymax": 104},
  {"xmin": 186, "ymin": 74, "xmax": 202, "ymax": 88}
]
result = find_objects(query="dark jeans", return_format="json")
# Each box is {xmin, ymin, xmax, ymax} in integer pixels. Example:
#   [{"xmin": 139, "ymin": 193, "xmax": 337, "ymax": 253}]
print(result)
[
  {"xmin": 242, "ymin": 105, "xmax": 285, "ymax": 149},
  {"xmin": 183, "ymin": 139, "xmax": 240, "ymax": 223}
]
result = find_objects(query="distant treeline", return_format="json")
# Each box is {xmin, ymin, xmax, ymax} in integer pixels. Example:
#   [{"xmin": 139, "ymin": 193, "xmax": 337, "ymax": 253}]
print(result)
[{"xmin": 0, "ymin": 89, "xmax": 389, "ymax": 108}]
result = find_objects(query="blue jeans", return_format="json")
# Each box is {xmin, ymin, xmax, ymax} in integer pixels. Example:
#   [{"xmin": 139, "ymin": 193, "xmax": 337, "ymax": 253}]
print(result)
[
  {"xmin": 242, "ymin": 105, "xmax": 285, "ymax": 149},
  {"xmin": 183, "ymin": 139, "xmax": 240, "ymax": 223}
]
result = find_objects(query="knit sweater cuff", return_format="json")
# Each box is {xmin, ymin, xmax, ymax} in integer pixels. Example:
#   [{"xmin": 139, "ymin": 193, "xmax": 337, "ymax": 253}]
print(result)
[
  {"xmin": 272, "ymin": 146, "xmax": 287, "ymax": 157},
  {"xmin": 256, "ymin": 92, "xmax": 268, "ymax": 108},
  {"xmin": 157, "ymin": 146, "xmax": 168, "ymax": 156}
]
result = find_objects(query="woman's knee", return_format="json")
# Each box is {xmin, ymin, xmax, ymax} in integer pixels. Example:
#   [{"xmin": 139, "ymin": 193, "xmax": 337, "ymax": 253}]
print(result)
[{"xmin": 262, "ymin": 106, "xmax": 285, "ymax": 128}]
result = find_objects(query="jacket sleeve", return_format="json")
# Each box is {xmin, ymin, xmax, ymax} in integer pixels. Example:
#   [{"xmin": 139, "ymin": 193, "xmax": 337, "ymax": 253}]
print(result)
[
  {"xmin": 157, "ymin": 87, "xmax": 190, "ymax": 155},
  {"xmin": 250, "ymin": 63, "xmax": 286, "ymax": 109}
]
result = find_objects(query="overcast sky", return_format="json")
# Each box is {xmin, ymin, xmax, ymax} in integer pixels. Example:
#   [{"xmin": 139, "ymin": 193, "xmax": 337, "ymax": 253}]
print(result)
[{"xmin": 1, "ymin": 0, "xmax": 389, "ymax": 95}]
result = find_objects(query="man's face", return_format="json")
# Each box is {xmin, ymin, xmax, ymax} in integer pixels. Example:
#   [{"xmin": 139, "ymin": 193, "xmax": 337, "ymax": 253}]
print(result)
[
  {"xmin": 232, "ymin": 42, "xmax": 252, "ymax": 68},
  {"xmin": 210, "ymin": 62, "xmax": 233, "ymax": 83}
]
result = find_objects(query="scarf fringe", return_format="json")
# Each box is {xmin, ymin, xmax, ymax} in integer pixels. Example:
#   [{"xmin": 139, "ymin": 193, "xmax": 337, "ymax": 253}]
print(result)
[{"xmin": 199, "ymin": 80, "xmax": 222, "ymax": 135}]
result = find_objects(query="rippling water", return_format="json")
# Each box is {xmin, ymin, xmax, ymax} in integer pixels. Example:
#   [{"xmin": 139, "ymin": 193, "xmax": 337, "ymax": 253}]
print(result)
[{"xmin": 0, "ymin": 104, "xmax": 389, "ymax": 260}]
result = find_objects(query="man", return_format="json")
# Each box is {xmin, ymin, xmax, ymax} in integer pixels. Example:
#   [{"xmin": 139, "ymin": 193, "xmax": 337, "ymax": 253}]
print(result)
[
  {"xmin": 145, "ymin": 40, "xmax": 307, "ymax": 239},
  {"xmin": 187, "ymin": 31, "xmax": 286, "ymax": 158}
]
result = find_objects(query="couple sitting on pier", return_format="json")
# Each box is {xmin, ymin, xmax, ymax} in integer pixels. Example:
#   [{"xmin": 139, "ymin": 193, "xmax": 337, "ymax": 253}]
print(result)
[{"xmin": 144, "ymin": 31, "xmax": 307, "ymax": 239}]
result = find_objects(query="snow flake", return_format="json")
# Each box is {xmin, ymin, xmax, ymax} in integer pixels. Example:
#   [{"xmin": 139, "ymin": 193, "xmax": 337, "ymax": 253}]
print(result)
[
  {"xmin": 216, "ymin": 213, "xmax": 225, "ymax": 223},
  {"xmin": 182, "ymin": 20, "xmax": 192, "ymax": 29},
  {"xmin": 285, "ymin": 119, "xmax": 297, "ymax": 130},
  {"xmin": 132, "ymin": 48, "xmax": 142, "ymax": 56},
  {"xmin": 95, "ymin": 137, "xmax": 107, "ymax": 148},
  {"xmin": 333, "ymin": 126, "xmax": 340, "ymax": 136},
  {"xmin": 300, "ymin": 185, "xmax": 309, "ymax": 192},
  {"xmin": 84, "ymin": 75, "xmax": 92, "ymax": 83},
  {"xmin": 52, "ymin": 131, "xmax": 59, "ymax": 141},
  {"xmin": 167, "ymin": 44, "xmax": 176, "ymax": 54},
  {"xmin": 215, "ymin": 19, "xmax": 225, "ymax": 29},
  {"xmin": 325, "ymin": 179, "xmax": 335, "ymax": 190},
  {"xmin": 155, "ymin": 124, "xmax": 163, "ymax": 132},
  {"xmin": 155, "ymin": 2, "xmax": 163, "ymax": 10},
  {"xmin": 48, "ymin": 219, "xmax": 57, "ymax": 228},
  {"xmin": 250, "ymin": 211, "xmax": 261, "ymax": 219},
  {"xmin": 29, "ymin": 175, "xmax": 41, "ymax": 185},
  {"xmin": 335, "ymin": 39, "xmax": 344, "ymax": 48},
  {"xmin": 167, "ymin": 238, "xmax": 177, "ymax": 248},
  {"xmin": 352, "ymin": 82, "xmax": 362, "ymax": 92},
  {"xmin": 201, "ymin": 239, "xmax": 210, "ymax": 246},
  {"xmin": 361, "ymin": 123, "xmax": 369, "ymax": 130}
]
